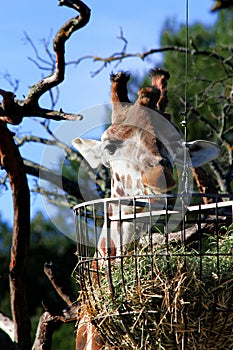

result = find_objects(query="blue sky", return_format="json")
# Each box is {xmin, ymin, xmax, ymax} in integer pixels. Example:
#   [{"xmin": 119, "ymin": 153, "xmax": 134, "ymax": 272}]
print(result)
[{"xmin": 0, "ymin": 0, "xmax": 218, "ymax": 231}]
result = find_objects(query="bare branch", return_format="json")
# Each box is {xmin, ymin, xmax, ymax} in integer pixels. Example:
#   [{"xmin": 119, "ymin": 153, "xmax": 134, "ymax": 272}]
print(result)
[
  {"xmin": 32, "ymin": 312, "xmax": 61, "ymax": 350},
  {"xmin": 209, "ymin": 161, "xmax": 227, "ymax": 192},
  {"xmin": 25, "ymin": 0, "xmax": 91, "ymax": 104},
  {"xmin": 0, "ymin": 2, "xmax": 91, "ymax": 349},
  {"xmin": 0, "ymin": 172, "xmax": 8, "ymax": 189},
  {"xmin": 151, "ymin": 222, "xmax": 217, "ymax": 246},
  {"xmin": 117, "ymin": 27, "xmax": 128, "ymax": 53},
  {"xmin": 32, "ymin": 303, "xmax": 79, "ymax": 350},
  {"xmin": 48, "ymin": 86, "xmax": 60, "ymax": 110},
  {"xmin": 0, "ymin": 72, "xmax": 19, "ymax": 93},
  {"xmin": 29, "ymin": 106, "xmax": 83, "ymax": 121},
  {"xmin": 27, "ymin": 57, "xmax": 53, "ymax": 72},
  {"xmin": 24, "ymin": 31, "xmax": 54, "ymax": 71},
  {"xmin": 191, "ymin": 167, "xmax": 220, "ymax": 204},
  {"xmin": 0, "ymin": 312, "xmax": 14, "ymax": 342},
  {"xmin": 0, "ymin": 88, "xmax": 83, "ymax": 124},
  {"xmin": 23, "ymin": 159, "xmax": 84, "ymax": 200},
  {"xmin": 32, "ymin": 260, "xmax": 80, "ymax": 350},
  {"xmin": 44, "ymin": 262, "xmax": 77, "ymax": 306},
  {"xmin": 0, "ymin": 0, "xmax": 90, "ymax": 125},
  {"xmin": 15, "ymin": 133, "xmax": 76, "ymax": 157},
  {"xmin": 189, "ymin": 105, "xmax": 232, "ymax": 154},
  {"xmin": 67, "ymin": 45, "xmax": 233, "ymax": 77}
]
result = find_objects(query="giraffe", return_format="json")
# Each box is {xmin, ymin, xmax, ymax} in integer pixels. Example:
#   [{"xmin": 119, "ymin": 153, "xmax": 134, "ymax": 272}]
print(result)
[{"xmin": 72, "ymin": 69, "xmax": 220, "ymax": 349}]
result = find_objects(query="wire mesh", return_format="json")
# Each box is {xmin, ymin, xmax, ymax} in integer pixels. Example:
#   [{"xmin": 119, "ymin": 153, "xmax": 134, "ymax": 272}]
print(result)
[{"xmin": 74, "ymin": 194, "xmax": 233, "ymax": 350}]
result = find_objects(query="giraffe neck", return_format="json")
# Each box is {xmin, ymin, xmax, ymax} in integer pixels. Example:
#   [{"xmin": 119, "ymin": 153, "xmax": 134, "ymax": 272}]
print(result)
[
  {"xmin": 110, "ymin": 163, "xmax": 145, "ymax": 198},
  {"xmin": 96, "ymin": 167, "xmax": 148, "ymax": 259},
  {"xmin": 76, "ymin": 314, "xmax": 104, "ymax": 350}
]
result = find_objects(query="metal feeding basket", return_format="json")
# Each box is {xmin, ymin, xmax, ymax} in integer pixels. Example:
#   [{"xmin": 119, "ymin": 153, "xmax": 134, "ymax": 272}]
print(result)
[{"xmin": 74, "ymin": 194, "xmax": 233, "ymax": 350}]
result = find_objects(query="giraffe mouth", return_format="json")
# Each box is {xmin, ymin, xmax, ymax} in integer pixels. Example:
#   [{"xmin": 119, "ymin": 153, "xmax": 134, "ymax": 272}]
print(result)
[
  {"xmin": 144, "ymin": 186, "xmax": 162, "ymax": 195},
  {"xmin": 143, "ymin": 186, "xmax": 165, "ymax": 204}
]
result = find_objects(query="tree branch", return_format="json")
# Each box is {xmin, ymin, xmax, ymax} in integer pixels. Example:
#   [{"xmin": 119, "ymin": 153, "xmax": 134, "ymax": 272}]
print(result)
[
  {"xmin": 32, "ymin": 304, "xmax": 79, "ymax": 350},
  {"xmin": 31, "ymin": 261, "xmax": 80, "ymax": 350},
  {"xmin": 32, "ymin": 312, "xmax": 61, "ymax": 350},
  {"xmin": 44, "ymin": 262, "xmax": 77, "ymax": 306},
  {"xmin": 15, "ymin": 132, "xmax": 76, "ymax": 157},
  {"xmin": 0, "ymin": 0, "xmax": 90, "ymax": 125},
  {"xmin": 0, "ymin": 312, "xmax": 14, "ymax": 342},
  {"xmin": 68, "ymin": 45, "xmax": 233, "ymax": 77},
  {"xmin": 25, "ymin": 0, "xmax": 91, "ymax": 104},
  {"xmin": 0, "ymin": 91, "xmax": 83, "ymax": 124},
  {"xmin": 151, "ymin": 222, "xmax": 217, "ymax": 246},
  {"xmin": 28, "ymin": 107, "xmax": 83, "ymax": 122},
  {"xmin": 23, "ymin": 159, "xmax": 94, "ymax": 201}
]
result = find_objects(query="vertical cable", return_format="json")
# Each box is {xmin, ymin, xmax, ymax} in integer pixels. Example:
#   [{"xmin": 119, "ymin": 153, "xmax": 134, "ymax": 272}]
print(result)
[
  {"xmin": 181, "ymin": 2, "xmax": 189, "ymax": 349},
  {"xmin": 181, "ymin": 0, "xmax": 189, "ymax": 194},
  {"xmin": 184, "ymin": 0, "xmax": 189, "ymax": 119}
]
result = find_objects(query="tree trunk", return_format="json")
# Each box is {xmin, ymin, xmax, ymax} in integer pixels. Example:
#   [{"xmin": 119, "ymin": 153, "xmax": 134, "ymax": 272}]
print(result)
[{"xmin": 0, "ymin": 122, "xmax": 31, "ymax": 350}]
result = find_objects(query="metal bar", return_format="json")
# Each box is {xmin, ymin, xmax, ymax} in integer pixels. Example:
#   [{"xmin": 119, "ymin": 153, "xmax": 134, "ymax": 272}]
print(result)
[
  {"xmin": 105, "ymin": 200, "xmax": 115, "ymax": 297},
  {"xmin": 133, "ymin": 197, "xmax": 139, "ymax": 289}
]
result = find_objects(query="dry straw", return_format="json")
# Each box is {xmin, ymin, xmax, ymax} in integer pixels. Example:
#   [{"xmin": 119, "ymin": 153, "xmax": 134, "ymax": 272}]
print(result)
[{"xmin": 76, "ymin": 224, "xmax": 233, "ymax": 349}]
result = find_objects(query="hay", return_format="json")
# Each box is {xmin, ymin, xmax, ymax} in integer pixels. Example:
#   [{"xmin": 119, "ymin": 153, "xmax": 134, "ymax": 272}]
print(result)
[{"xmin": 76, "ymin": 225, "xmax": 233, "ymax": 349}]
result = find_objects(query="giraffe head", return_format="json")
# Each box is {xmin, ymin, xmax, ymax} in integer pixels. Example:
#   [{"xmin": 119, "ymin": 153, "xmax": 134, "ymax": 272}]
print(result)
[
  {"xmin": 73, "ymin": 117, "xmax": 176, "ymax": 196},
  {"xmin": 99, "ymin": 105, "xmax": 177, "ymax": 196}
]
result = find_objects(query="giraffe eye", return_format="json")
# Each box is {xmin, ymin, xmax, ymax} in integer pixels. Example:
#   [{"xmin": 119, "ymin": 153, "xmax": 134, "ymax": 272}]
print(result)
[
  {"xmin": 146, "ymin": 161, "xmax": 154, "ymax": 168},
  {"xmin": 105, "ymin": 142, "xmax": 118, "ymax": 155}
]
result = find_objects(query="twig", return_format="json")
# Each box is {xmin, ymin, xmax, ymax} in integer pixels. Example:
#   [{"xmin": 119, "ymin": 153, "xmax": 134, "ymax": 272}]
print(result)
[
  {"xmin": 67, "ymin": 45, "xmax": 233, "ymax": 77},
  {"xmin": 44, "ymin": 262, "xmax": 77, "ymax": 306}
]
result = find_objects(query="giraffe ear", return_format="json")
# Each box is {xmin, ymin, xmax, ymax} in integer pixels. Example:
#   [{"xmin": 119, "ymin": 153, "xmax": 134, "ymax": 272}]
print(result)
[
  {"xmin": 174, "ymin": 140, "xmax": 220, "ymax": 167},
  {"xmin": 72, "ymin": 138, "xmax": 102, "ymax": 168},
  {"xmin": 187, "ymin": 140, "xmax": 220, "ymax": 167}
]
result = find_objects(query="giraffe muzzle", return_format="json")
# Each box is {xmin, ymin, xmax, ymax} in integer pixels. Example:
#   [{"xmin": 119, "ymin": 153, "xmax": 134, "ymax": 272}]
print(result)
[{"xmin": 142, "ymin": 165, "xmax": 176, "ymax": 193}]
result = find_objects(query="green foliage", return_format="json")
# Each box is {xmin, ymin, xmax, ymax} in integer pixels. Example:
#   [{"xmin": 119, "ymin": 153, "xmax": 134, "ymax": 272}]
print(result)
[
  {"xmin": 161, "ymin": 13, "xmax": 233, "ymax": 130},
  {"xmin": 128, "ymin": 11, "xmax": 232, "ymax": 196},
  {"xmin": 213, "ymin": 10, "xmax": 233, "ymax": 45},
  {"xmin": 51, "ymin": 323, "xmax": 76, "ymax": 350},
  {"xmin": 155, "ymin": 10, "xmax": 233, "ymax": 193}
]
